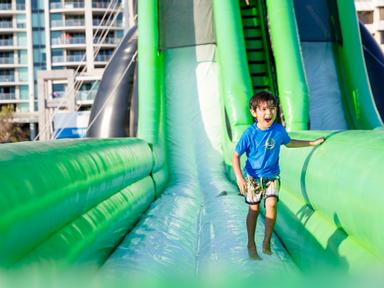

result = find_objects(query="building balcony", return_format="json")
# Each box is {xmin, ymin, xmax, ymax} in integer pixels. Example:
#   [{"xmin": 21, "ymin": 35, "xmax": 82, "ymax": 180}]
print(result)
[
  {"xmin": 52, "ymin": 55, "xmax": 65, "ymax": 62},
  {"xmin": 77, "ymin": 90, "xmax": 97, "ymax": 101},
  {"xmin": 104, "ymin": 37, "xmax": 120, "ymax": 44},
  {"xmin": 52, "ymin": 37, "xmax": 86, "ymax": 45},
  {"xmin": 92, "ymin": 2, "xmax": 112, "ymax": 9},
  {"xmin": 65, "ymin": 19, "xmax": 85, "ymax": 26},
  {"xmin": 0, "ymin": 75, "xmax": 15, "ymax": 82},
  {"xmin": 51, "ymin": 19, "xmax": 86, "ymax": 28},
  {"xmin": 0, "ymin": 22, "xmax": 12, "ymax": 29},
  {"xmin": 50, "ymin": 2, "xmax": 63, "ymax": 9},
  {"xmin": 0, "ymin": 39, "xmax": 14, "ymax": 46},
  {"xmin": 0, "ymin": 3, "xmax": 12, "ymax": 10},
  {"xmin": 67, "ymin": 55, "xmax": 85, "ymax": 62},
  {"xmin": 0, "ymin": 57, "xmax": 14, "ymax": 64},
  {"xmin": 51, "ymin": 20, "xmax": 65, "ymax": 27},
  {"xmin": 50, "ymin": 2, "xmax": 85, "ymax": 9},
  {"xmin": 0, "ymin": 23, "xmax": 26, "ymax": 31},
  {"xmin": 51, "ymin": 90, "xmax": 97, "ymax": 103},
  {"xmin": 16, "ymin": 4, "xmax": 25, "ymax": 10},
  {"xmin": 92, "ymin": 19, "xmax": 123, "ymax": 27},
  {"xmin": 52, "ymin": 55, "xmax": 86, "ymax": 63},
  {"xmin": 95, "ymin": 54, "xmax": 111, "ymax": 62},
  {"xmin": 0, "ymin": 93, "xmax": 16, "ymax": 101},
  {"xmin": 93, "ymin": 37, "xmax": 120, "ymax": 45}
]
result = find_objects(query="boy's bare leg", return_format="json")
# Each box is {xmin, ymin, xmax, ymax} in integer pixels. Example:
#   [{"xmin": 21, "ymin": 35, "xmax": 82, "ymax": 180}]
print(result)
[
  {"xmin": 263, "ymin": 197, "xmax": 277, "ymax": 255},
  {"xmin": 247, "ymin": 204, "xmax": 261, "ymax": 259}
]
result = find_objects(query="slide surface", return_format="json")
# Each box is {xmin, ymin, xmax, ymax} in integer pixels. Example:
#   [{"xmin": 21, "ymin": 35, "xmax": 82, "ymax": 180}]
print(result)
[
  {"xmin": 103, "ymin": 45, "xmax": 296, "ymax": 277},
  {"xmin": 120, "ymin": 0, "xmax": 384, "ymax": 274}
]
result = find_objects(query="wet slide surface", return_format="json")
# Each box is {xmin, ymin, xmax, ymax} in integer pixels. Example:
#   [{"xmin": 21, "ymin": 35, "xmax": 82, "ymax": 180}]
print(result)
[{"xmin": 103, "ymin": 45, "xmax": 296, "ymax": 277}]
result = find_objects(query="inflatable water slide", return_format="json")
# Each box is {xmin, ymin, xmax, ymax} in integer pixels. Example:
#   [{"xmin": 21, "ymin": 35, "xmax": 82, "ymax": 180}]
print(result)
[{"xmin": 1, "ymin": 0, "xmax": 384, "ymax": 281}]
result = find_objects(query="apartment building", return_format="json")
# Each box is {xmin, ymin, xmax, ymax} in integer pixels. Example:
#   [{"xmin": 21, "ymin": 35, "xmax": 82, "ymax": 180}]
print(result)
[
  {"xmin": 0, "ymin": 0, "xmax": 34, "ymax": 138},
  {"xmin": 0, "ymin": 0, "xmax": 128, "ymax": 140},
  {"xmin": 355, "ymin": 0, "xmax": 384, "ymax": 48}
]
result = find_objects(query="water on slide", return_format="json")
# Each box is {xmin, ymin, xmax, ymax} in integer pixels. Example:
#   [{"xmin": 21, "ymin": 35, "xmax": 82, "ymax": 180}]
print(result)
[{"xmin": 102, "ymin": 46, "xmax": 296, "ymax": 278}]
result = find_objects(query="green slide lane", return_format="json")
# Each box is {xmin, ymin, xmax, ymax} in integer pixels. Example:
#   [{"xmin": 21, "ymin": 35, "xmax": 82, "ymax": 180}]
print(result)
[{"xmin": 103, "ymin": 45, "xmax": 296, "ymax": 277}]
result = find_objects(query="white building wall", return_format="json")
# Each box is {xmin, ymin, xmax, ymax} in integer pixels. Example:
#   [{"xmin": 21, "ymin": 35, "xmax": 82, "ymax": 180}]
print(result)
[
  {"xmin": 355, "ymin": 0, "xmax": 384, "ymax": 49},
  {"xmin": 26, "ymin": 0, "xmax": 34, "ymax": 114}
]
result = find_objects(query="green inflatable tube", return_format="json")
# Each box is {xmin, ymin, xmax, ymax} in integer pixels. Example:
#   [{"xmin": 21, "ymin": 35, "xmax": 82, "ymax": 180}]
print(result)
[
  {"xmin": 0, "ymin": 139, "xmax": 152, "ymax": 266},
  {"xmin": 137, "ymin": 1, "xmax": 168, "ymax": 198},
  {"xmin": 265, "ymin": 0, "xmax": 309, "ymax": 131},
  {"xmin": 335, "ymin": 0, "xmax": 383, "ymax": 129},
  {"xmin": 278, "ymin": 130, "xmax": 384, "ymax": 267},
  {"xmin": 152, "ymin": 168, "xmax": 168, "ymax": 198},
  {"xmin": 19, "ymin": 177, "xmax": 155, "ymax": 267},
  {"xmin": 212, "ymin": 0, "xmax": 253, "ymax": 141},
  {"xmin": 137, "ymin": 0, "xmax": 160, "ymax": 144},
  {"xmin": 287, "ymin": 131, "xmax": 384, "ymax": 258},
  {"xmin": 275, "ymin": 192, "xmax": 377, "ymax": 272},
  {"xmin": 150, "ymin": 51, "xmax": 169, "ymax": 197}
]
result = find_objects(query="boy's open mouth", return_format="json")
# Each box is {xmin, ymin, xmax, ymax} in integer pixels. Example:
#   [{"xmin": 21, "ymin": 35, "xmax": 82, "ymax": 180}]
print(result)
[{"xmin": 264, "ymin": 118, "xmax": 272, "ymax": 123}]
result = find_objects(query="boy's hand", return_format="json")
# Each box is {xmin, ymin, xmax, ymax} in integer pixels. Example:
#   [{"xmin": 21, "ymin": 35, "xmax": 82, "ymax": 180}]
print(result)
[
  {"xmin": 236, "ymin": 177, "xmax": 247, "ymax": 195},
  {"xmin": 310, "ymin": 137, "xmax": 325, "ymax": 146}
]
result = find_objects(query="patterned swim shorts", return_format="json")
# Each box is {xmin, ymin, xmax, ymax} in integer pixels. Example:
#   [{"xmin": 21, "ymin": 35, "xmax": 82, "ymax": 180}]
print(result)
[{"xmin": 244, "ymin": 176, "xmax": 280, "ymax": 205}]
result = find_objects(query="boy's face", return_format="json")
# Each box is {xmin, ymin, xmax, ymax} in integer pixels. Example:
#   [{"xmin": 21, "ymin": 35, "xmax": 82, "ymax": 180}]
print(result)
[{"xmin": 250, "ymin": 100, "xmax": 276, "ymax": 129}]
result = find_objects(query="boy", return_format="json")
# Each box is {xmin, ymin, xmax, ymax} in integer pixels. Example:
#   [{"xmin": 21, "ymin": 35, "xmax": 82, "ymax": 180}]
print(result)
[{"xmin": 232, "ymin": 91, "xmax": 325, "ymax": 259}]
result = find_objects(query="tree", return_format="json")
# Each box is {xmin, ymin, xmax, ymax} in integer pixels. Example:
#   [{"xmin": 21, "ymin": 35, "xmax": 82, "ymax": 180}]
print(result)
[{"xmin": 0, "ymin": 105, "xmax": 28, "ymax": 143}]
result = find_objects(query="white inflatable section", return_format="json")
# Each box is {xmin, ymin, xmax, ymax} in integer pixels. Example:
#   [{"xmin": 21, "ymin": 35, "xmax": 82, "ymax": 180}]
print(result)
[
  {"xmin": 102, "ymin": 45, "xmax": 296, "ymax": 278},
  {"xmin": 302, "ymin": 42, "xmax": 348, "ymax": 130}
]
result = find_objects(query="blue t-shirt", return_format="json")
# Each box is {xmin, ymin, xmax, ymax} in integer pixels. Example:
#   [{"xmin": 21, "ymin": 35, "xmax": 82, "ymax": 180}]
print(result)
[{"xmin": 234, "ymin": 122, "xmax": 291, "ymax": 178}]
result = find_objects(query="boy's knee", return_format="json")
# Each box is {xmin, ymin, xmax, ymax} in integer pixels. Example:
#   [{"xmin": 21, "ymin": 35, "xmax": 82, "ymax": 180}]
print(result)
[
  {"xmin": 265, "ymin": 197, "xmax": 277, "ymax": 210},
  {"xmin": 248, "ymin": 205, "xmax": 260, "ymax": 214}
]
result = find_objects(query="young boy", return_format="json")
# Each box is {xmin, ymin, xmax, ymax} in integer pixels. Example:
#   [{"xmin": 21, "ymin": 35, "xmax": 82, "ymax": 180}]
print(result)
[{"xmin": 232, "ymin": 91, "xmax": 325, "ymax": 259}]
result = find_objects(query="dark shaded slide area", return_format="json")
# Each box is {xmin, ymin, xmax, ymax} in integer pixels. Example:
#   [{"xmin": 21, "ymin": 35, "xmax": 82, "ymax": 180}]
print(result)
[
  {"xmin": 87, "ymin": 26, "xmax": 138, "ymax": 138},
  {"xmin": 360, "ymin": 22, "xmax": 384, "ymax": 122}
]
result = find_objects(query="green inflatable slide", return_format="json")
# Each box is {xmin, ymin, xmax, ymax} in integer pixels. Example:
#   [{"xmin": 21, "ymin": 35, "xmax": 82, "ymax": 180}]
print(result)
[{"xmin": 1, "ymin": 0, "xmax": 384, "ymax": 285}]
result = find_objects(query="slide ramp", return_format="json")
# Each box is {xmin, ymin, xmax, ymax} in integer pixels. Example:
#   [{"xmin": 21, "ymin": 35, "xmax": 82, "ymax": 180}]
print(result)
[{"xmin": 103, "ymin": 45, "xmax": 296, "ymax": 277}]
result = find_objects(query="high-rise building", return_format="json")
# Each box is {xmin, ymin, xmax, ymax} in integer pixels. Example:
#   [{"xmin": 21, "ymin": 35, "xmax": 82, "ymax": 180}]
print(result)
[
  {"xmin": 0, "ymin": 0, "xmax": 128, "ymax": 140},
  {"xmin": 355, "ymin": 0, "xmax": 384, "ymax": 49},
  {"xmin": 0, "ymin": 0, "xmax": 34, "ymax": 139}
]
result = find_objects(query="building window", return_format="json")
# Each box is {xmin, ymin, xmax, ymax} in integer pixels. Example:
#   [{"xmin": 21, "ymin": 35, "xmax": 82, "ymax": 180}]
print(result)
[
  {"xmin": 380, "ymin": 32, "xmax": 384, "ymax": 44},
  {"xmin": 357, "ymin": 11, "xmax": 374, "ymax": 24}
]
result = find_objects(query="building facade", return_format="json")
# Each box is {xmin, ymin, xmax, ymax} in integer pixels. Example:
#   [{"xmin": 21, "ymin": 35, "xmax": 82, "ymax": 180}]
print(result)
[
  {"xmin": 0, "ymin": 0, "xmax": 128, "ymax": 140},
  {"xmin": 355, "ymin": 0, "xmax": 384, "ymax": 48}
]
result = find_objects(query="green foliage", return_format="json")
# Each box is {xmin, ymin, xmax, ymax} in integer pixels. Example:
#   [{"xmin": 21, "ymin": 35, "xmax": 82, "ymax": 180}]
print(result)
[{"xmin": 0, "ymin": 105, "xmax": 28, "ymax": 143}]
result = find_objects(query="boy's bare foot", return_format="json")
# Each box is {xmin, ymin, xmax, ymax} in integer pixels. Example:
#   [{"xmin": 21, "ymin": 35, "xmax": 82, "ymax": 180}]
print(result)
[
  {"xmin": 262, "ymin": 247, "xmax": 272, "ymax": 255},
  {"xmin": 247, "ymin": 245, "xmax": 262, "ymax": 260},
  {"xmin": 262, "ymin": 241, "xmax": 273, "ymax": 255}
]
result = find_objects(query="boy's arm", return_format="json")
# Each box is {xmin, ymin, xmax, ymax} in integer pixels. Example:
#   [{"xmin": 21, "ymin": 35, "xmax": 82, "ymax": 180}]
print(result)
[
  {"xmin": 232, "ymin": 152, "xmax": 246, "ymax": 195},
  {"xmin": 285, "ymin": 137, "xmax": 325, "ymax": 148}
]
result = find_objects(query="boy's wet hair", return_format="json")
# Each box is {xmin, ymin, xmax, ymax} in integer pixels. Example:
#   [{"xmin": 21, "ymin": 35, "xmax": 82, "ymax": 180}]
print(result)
[{"xmin": 249, "ymin": 91, "xmax": 277, "ymax": 110}]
